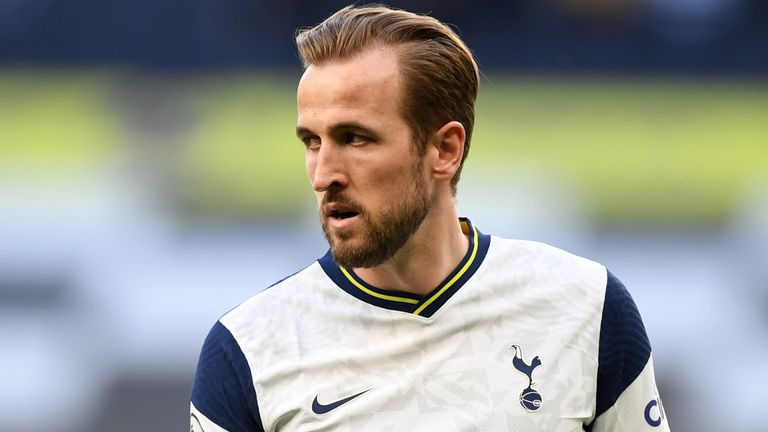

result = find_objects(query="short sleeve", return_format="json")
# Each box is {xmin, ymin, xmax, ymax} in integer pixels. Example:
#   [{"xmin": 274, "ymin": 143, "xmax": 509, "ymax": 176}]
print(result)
[
  {"xmin": 190, "ymin": 321, "xmax": 265, "ymax": 432},
  {"xmin": 586, "ymin": 271, "xmax": 670, "ymax": 431}
]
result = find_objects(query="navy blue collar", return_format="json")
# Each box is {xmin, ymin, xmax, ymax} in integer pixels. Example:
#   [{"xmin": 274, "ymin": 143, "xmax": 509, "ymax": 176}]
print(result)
[{"xmin": 318, "ymin": 218, "xmax": 490, "ymax": 318}]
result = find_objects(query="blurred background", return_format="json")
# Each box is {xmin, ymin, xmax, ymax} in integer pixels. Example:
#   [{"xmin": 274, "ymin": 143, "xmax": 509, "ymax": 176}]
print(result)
[{"xmin": 1, "ymin": 0, "xmax": 767, "ymax": 431}]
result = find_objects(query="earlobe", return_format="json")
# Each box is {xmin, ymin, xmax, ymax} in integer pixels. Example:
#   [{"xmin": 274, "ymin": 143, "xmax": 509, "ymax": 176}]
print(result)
[{"xmin": 431, "ymin": 121, "xmax": 465, "ymax": 182}]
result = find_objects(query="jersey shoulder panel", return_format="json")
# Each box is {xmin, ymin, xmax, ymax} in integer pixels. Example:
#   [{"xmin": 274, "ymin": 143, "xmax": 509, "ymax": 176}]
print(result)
[
  {"xmin": 484, "ymin": 237, "xmax": 609, "ymax": 332},
  {"xmin": 191, "ymin": 321, "xmax": 265, "ymax": 432},
  {"xmin": 487, "ymin": 236, "xmax": 606, "ymax": 279},
  {"xmin": 219, "ymin": 260, "xmax": 329, "ymax": 333},
  {"xmin": 588, "ymin": 271, "xmax": 669, "ymax": 430},
  {"xmin": 192, "ymin": 261, "xmax": 326, "ymax": 432},
  {"xmin": 595, "ymin": 271, "xmax": 652, "ymax": 416}
]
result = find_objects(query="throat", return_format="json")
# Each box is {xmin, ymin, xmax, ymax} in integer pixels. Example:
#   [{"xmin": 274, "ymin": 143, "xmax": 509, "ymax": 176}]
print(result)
[{"xmin": 353, "ymin": 224, "xmax": 470, "ymax": 296}]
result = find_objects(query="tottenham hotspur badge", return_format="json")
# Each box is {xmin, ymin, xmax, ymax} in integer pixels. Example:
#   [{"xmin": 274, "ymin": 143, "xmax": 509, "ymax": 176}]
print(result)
[{"xmin": 509, "ymin": 344, "xmax": 543, "ymax": 412}]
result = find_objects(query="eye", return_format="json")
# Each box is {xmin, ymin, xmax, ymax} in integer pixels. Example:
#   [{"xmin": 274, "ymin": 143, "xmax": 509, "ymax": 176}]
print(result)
[
  {"xmin": 343, "ymin": 133, "xmax": 369, "ymax": 146},
  {"xmin": 301, "ymin": 136, "xmax": 321, "ymax": 150}
]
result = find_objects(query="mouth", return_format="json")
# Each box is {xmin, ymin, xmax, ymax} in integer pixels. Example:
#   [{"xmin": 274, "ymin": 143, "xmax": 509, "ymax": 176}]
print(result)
[
  {"xmin": 324, "ymin": 202, "xmax": 362, "ymax": 225},
  {"xmin": 329, "ymin": 209, "xmax": 359, "ymax": 220}
]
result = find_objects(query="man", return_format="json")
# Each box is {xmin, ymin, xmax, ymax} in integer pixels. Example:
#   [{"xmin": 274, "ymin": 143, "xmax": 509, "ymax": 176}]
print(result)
[{"xmin": 191, "ymin": 5, "xmax": 670, "ymax": 431}]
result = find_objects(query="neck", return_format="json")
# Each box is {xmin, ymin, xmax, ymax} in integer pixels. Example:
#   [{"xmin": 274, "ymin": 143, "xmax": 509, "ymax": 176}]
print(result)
[{"xmin": 353, "ymin": 201, "xmax": 469, "ymax": 296}]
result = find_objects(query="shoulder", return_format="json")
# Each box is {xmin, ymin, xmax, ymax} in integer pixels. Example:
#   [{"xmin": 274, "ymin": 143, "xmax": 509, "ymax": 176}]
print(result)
[
  {"xmin": 485, "ymin": 236, "xmax": 608, "ymax": 296},
  {"xmin": 190, "ymin": 261, "xmax": 328, "ymax": 431},
  {"xmin": 220, "ymin": 260, "xmax": 326, "ymax": 332},
  {"xmin": 196, "ymin": 258, "xmax": 324, "ymax": 358},
  {"xmin": 595, "ymin": 271, "xmax": 652, "ymax": 396},
  {"xmin": 489, "ymin": 236, "xmax": 602, "ymax": 268},
  {"xmin": 589, "ymin": 272, "xmax": 667, "ymax": 430}
]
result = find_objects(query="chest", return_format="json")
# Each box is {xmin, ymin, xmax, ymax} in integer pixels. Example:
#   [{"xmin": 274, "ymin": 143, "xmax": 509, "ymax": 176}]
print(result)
[{"xmin": 252, "ymin": 306, "xmax": 598, "ymax": 432}]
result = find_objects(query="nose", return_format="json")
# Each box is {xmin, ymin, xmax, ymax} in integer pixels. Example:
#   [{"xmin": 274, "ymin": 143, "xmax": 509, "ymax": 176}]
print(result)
[{"xmin": 309, "ymin": 142, "xmax": 347, "ymax": 193}]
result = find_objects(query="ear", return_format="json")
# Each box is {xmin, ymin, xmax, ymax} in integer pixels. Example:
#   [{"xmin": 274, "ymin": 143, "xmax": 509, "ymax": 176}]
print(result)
[{"xmin": 429, "ymin": 121, "xmax": 465, "ymax": 183}]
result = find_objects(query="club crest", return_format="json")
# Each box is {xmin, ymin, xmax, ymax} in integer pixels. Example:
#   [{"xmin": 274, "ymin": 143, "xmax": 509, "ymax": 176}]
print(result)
[{"xmin": 509, "ymin": 344, "xmax": 543, "ymax": 412}]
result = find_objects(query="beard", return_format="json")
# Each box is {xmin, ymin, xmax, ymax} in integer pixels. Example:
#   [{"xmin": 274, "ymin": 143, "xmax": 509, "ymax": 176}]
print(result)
[{"xmin": 321, "ymin": 160, "xmax": 433, "ymax": 269}]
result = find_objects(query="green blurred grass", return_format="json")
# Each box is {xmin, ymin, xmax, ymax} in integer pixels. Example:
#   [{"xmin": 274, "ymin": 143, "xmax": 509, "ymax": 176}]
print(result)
[
  {"xmin": 473, "ymin": 76, "xmax": 768, "ymax": 223},
  {"xmin": 0, "ymin": 70, "xmax": 120, "ymax": 172},
  {"xmin": 2, "ymin": 71, "xmax": 766, "ymax": 223},
  {"xmin": 177, "ymin": 74, "xmax": 310, "ymax": 218}
]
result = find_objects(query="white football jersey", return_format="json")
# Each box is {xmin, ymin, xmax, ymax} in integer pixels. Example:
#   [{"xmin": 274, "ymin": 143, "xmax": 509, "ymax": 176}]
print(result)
[{"xmin": 191, "ymin": 218, "xmax": 669, "ymax": 431}]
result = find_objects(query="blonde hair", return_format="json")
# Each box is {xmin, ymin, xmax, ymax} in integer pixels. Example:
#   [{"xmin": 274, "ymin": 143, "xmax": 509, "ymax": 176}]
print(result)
[{"xmin": 296, "ymin": 4, "xmax": 480, "ymax": 192}]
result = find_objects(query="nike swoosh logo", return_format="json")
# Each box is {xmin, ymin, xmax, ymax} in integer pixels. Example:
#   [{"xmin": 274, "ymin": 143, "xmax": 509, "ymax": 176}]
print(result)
[{"xmin": 312, "ymin": 389, "xmax": 371, "ymax": 415}]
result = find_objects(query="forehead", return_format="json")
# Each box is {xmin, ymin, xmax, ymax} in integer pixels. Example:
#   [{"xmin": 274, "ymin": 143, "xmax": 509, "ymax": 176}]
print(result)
[{"xmin": 297, "ymin": 47, "xmax": 403, "ymax": 122}]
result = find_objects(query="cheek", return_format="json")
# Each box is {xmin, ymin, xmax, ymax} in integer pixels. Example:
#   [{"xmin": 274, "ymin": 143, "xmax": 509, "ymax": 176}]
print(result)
[{"xmin": 365, "ymin": 154, "xmax": 411, "ymax": 178}]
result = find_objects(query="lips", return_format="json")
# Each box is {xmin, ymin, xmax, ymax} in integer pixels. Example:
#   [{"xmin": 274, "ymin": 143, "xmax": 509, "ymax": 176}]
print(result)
[{"xmin": 324, "ymin": 203, "xmax": 361, "ymax": 220}]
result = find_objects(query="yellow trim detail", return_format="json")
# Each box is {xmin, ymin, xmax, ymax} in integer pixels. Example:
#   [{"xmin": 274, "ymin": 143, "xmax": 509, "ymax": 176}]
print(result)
[
  {"xmin": 339, "ymin": 266, "xmax": 420, "ymax": 304},
  {"xmin": 460, "ymin": 219, "xmax": 470, "ymax": 235},
  {"xmin": 413, "ymin": 223, "xmax": 478, "ymax": 316}
]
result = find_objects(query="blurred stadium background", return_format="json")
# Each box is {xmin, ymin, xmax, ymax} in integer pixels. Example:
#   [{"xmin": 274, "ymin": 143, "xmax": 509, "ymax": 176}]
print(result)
[{"xmin": 1, "ymin": 0, "xmax": 767, "ymax": 431}]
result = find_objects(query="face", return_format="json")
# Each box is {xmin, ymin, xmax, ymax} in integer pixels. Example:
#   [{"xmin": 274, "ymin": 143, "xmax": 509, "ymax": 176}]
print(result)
[{"xmin": 297, "ymin": 47, "xmax": 434, "ymax": 268}]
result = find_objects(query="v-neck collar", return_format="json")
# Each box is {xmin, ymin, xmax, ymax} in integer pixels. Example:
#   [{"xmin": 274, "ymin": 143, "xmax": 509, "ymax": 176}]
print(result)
[{"xmin": 318, "ymin": 218, "xmax": 490, "ymax": 318}]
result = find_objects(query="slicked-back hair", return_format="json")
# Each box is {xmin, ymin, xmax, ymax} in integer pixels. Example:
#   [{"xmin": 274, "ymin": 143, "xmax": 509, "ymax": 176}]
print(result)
[{"xmin": 296, "ymin": 4, "xmax": 480, "ymax": 193}]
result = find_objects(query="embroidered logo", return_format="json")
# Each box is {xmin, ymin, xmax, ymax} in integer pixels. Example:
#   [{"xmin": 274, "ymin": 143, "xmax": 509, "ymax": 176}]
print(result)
[
  {"xmin": 509, "ymin": 344, "xmax": 543, "ymax": 411},
  {"xmin": 312, "ymin": 389, "xmax": 370, "ymax": 415}
]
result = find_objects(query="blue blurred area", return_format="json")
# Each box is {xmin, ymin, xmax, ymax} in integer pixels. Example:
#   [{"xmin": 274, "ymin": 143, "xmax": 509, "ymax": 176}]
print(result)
[
  {"xmin": 1, "ymin": 0, "xmax": 767, "ymax": 73},
  {"xmin": 1, "ymin": 1, "xmax": 768, "ymax": 432}
]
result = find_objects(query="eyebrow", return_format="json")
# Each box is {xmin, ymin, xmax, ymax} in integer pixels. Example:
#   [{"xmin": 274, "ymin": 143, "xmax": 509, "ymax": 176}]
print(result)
[
  {"xmin": 296, "ymin": 121, "xmax": 376, "ymax": 137},
  {"xmin": 295, "ymin": 126, "xmax": 312, "ymax": 137}
]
